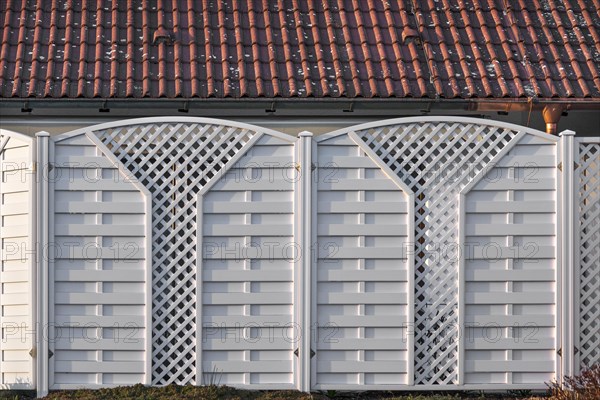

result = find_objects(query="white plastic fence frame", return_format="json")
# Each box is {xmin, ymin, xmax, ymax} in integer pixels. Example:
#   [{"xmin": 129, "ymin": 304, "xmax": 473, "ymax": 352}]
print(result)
[
  {"xmin": 1, "ymin": 116, "xmax": 597, "ymax": 396},
  {"xmin": 0, "ymin": 129, "xmax": 36, "ymax": 390}
]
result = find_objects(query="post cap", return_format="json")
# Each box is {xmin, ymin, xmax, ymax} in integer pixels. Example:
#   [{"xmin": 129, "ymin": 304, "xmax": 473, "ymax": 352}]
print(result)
[
  {"xmin": 559, "ymin": 130, "xmax": 576, "ymax": 137},
  {"xmin": 298, "ymin": 131, "xmax": 313, "ymax": 137},
  {"xmin": 35, "ymin": 131, "xmax": 50, "ymax": 137}
]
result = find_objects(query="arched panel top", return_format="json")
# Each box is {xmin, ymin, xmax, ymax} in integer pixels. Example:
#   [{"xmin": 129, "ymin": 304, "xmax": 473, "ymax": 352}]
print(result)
[
  {"xmin": 0, "ymin": 128, "xmax": 34, "ymax": 143},
  {"xmin": 52, "ymin": 117, "xmax": 297, "ymax": 143},
  {"xmin": 317, "ymin": 116, "xmax": 558, "ymax": 143}
]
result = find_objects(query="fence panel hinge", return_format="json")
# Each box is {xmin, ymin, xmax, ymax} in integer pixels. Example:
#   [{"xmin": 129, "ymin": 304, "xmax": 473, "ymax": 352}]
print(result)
[
  {"xmin": 48, "ymin": 349, "xmax": 54, "ymax": 359},
  {"xmin": 29, "ymin": 347, "xmax": 36, "ymax": 358},
  {"xmin": 293, "ymin": 348, "xmax": 316, "ymax": 358},
  {"xmin": 557, "ymin": 347, "xmax": 562, "ymax": 357},
  {"xmin": 557, "ymin": 162, "xmax": 562, "ymax": 171}
]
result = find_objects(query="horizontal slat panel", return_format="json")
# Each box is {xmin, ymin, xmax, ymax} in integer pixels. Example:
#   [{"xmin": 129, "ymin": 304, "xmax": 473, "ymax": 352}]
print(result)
[
  {"xmin": 203, "ymin": 224, "xmax": 292, "ymax": 236},
  {"xmin": 54, "ymin": 270, "xmax": 145, "ymax": 282},
  {"xmin": 466, "ymin": 201, "xmax": 554, "ymax": 213},
  {"xmin": 318, "ymin": 293, "xmax": 407, "ymax": 304},
  {"xmin": 0, "ymin": 224, "xmax": 28, "ymax": 238},
  {"xmin": 55, "ymin": 201, "xmax": 145, "ymax": 214},
  {"xmin": 318, "ymin": 201, "xmax": 407, "ymax": 214},
  {"xmin": 54, "ymin": 180, "xmax": 138, "ymax": 191},
  {"xmin": 236, "ymin": 156, "xmax": 292, "ymax": 167},
  {"xmin": 318, "ymin": 179, "xmax": 400, "ymax": 191},
  {"xmin": 317, "ymin": 361, "xmax": 406, "ymax": 373},
  {"xmin": 495, "ymin": 154, "xmax": 555, "ymax": 167},
  {"xmin": 0, "ymin": 338, "xmax": 34, "ymax": 350},
  {"xmin": 466, "ymin": 224, "xmax": 554, "ymax": 236},
  {"xmin": 318, "ymin": 224, "xmax": 406, "ymax": 236},
  {"xmin": 470, "ymin": 245, "xmax": 555, "ymax": 259},
  {"xmin": 466, "ymin": 292, "xmax": 555, "ymax": 304},
  {"xmin": 55, "ymin": 293, "xmax": 145, "ymax": 305},
  {"xmin": 202, "ymin": 361, "xmax": 291, "ymax": 373},
  {"xmin": 0, "ymin": 315, "xmax": 31, "ymax": 325},
  {"xmin": 317, "ymin": 338, "xmax": 408, "ymax": 350},
  {"xmin": 53, "ymin": 315, "xmax": 145, "ymax": 327},
  {"xmin": 55, "ymin": 361, "xmax": 144, "ymax": 374},
  {"xmin": 465, "ymin": 338, "xmax": 555, "ymax": 350},
  {"xmin": 317, "ymin": 156, "xmax": 379, "ymax": 168},
  {"xmin": 54, "ymin": 339, "xmax": 146, "ymax": 351},
  {"xmin": 318, "ymin": 269, "xmax": 407, "ymax": 282},
  {"xmin": 203, "ymin": 201, "xmax": 293, "ymax": 214},
  {"xmin": 203, "ymin": 338, "xmax": 291, "ymax": 350},
  {"xmin": 54, "ymin": 246, "xmax": 146, "ymax": 260},
  {"xmin": 53, "ymin": 156, "xmax": 116, "ymax": 168},
  {"xmin": 203, "ymin": 292, "xmax": 291, "ymax": 305},
  {"xmin": 0, "ymin": 202, "xmax": 28, "ymax": 215},
  {"xmin": 464, "ymin": 315, "xmax": 555, "ymax": 326},
  {"xmin": 54, "ymin": 224, "xmax": 145, "ymax": 236},
  {"xmin": 320, "ymin": 315, "xmax": 408, "ymax": 327},
  {"xmin": 465, "ymin": 360, "xmax": 554, "ymax": 372},
  {"xmin": 318, "ymin": 247, "xmax": 408, "ymax": 259},
  {"xmin": 0, "ymin": 270, "xmax": 29, "ymax": 283},
  {"xmin": 465, "ymin": 269, "xmax": 555, "ymax": 281},
  {"xmin": 203, "ymin": 247, "xmax": 289, "ymax": 260},
  {"xmin": 473, "ymin": 178, "xmax": 555, "ymax": 191},
  {"xmin": 0, "ymin": 181, "xmax": 31, "ymax": 194},
  {"xmin": 212, "ymin": 179, "xmax": 292, "ymax": 191},
  {"xmin": 203, "ymin": 270, "xmax": 291, "ymax": 282},
  {"xmin": 0, "ymin": 292, "xmax": 28, "ymax": 305},
  {"xmin": 0, "ymin": 361, "xmax": 30, "ymax": 373},
  {"xmin": 202, "ymin": 315, "xmax": 291, "ymax": 326}
]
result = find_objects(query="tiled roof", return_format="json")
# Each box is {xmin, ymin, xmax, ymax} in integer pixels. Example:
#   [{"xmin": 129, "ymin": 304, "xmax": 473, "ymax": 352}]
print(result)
[{"xmin": 1, "ymin": 0, "xmax": 599, "ymax": 99}]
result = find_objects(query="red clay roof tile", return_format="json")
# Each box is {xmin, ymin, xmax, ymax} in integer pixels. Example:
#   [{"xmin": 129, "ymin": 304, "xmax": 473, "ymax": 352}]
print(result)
[{"xmin": 0, "ymin": 0, "xmax": 598, "ymax": 99}]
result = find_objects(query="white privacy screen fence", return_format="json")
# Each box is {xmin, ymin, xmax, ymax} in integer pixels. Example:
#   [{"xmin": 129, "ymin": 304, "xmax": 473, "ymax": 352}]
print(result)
[{"xmin": 0, "ymin": 117, "xmax": 597, "ymax": 396}]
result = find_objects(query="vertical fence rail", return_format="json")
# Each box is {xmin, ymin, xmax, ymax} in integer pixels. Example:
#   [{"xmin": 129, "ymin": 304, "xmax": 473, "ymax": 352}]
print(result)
[
  {"xmin": 35, "ymin": 131, "xmax": 50, "ymax": 398},
  {"xmin": 297, "ymin": 131, "xmax": 313, "ymax": 392},
  {"xmin": 559, "ymin": 130, "xmax": 576, "ymax": 380}
]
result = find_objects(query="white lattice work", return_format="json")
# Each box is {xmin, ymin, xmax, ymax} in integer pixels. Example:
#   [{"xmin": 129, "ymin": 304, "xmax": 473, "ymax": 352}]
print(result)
[
  {"xmin": 94, "ymin": 122, "xmax": 258, "ymax": 385},
  {"xmin": 576, "ymin": 140, "xmax": 599, "ymax": 369},
  {"xmin": 356, "ymin": 122, "xmax": 519, "ymax": 384}
]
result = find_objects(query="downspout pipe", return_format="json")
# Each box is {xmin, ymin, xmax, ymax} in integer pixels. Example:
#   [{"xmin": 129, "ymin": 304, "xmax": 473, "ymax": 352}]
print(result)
[{"xmin": 542, "ymin": 104, "xmax": 566, "ymax": 135}]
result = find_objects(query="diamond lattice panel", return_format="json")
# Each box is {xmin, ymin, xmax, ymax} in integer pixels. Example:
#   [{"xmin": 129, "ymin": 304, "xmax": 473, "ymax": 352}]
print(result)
[
  {"xmin": 577, "ymin": 141, "xmax": 599, "ymax": 369},
  {"xmin": 357, "ymin": 122, "xmax": 519, "ymax": 384},
  {"xmin": 95, "ymin": 122, "xmax": 258, "ymax": 385}
]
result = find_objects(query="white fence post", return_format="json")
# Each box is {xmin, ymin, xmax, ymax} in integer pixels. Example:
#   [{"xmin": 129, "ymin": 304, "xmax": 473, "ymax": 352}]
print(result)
[
  {"xmin": 35, "ymin": 131, "xmax": 50, "ymax": 398},
  {"xmin": 559, "ymin": 129, "xmax": 576, "ymax": 381},
  {"xmin": 297, "ymin": 131, "xmax": 313, "ymax": 392}
]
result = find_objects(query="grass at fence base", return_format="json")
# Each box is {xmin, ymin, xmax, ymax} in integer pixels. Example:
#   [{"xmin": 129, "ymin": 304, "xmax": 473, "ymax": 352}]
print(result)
[{"xmin": 0, "ymin": 386, "xmax": 549, "ymax": 400}]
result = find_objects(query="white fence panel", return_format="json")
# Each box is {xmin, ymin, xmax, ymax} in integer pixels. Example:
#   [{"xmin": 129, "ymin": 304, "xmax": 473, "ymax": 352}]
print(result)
[
  {"xmin": 462, "ymin": 133, "xmax": 559, "ymax": 386},
  {"xmin": 4, "ymin": 116, "xmax": 598, "ymax": 394},
  {"xmin": 0, "ymin": 130, "xmax": 34, "ymax": 389},
  {"xmin": 48, "ymin": 133, "xmax": 151, "ymax": 389},
  {"xmin": 200, "ymin": 135, "xmax": 297, "ymax": 388},
  {"xmin": 574, "ymin": 137, "xmax": 599, "ymax": 372},
  {"xmin": 312, "ymin": 134, "xmax": 413, "ymax": 390}
]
